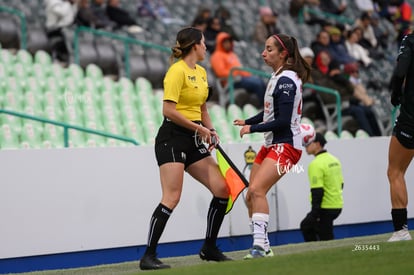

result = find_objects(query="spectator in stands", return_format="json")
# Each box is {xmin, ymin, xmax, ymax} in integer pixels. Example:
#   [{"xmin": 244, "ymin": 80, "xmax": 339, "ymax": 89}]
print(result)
[
  {"xmin": 370, "ymin": 11, "xmax": 391, "ymax": 50},
  {"xmin": 191, "ymin": 15, "xmax": 208, "ymax": 32},
  {"xmin": 343, "ymin": 62, "xmax": 375, "ymax": 106},
  {"xmin": 319, "ymin": 0, "xmax": 347, "ymax": 15},
  {"xmin": 355, "ymin": 0, "xmax": 375, "ymax": 13},
  {"xmin": 300, "ymin": 132, "xmax": 344, "ymax": 242},
  {"xmin": 328, "ymin": 26, "xmax": 356, "ymax": 65},
  {"xmin": 305, "ymin": 48, "xmax": 381, "ymax": 136},
  {"xmin": 195, "ymin": 5, "xmax": 212, "ymax": 21},
  {"xmin": 204, "ymin": 17, "xmax": 222, "ymax": 53},
  {"xmin": 387, "ymin": 31, "xmax": 414, "ymax": 242},
  {"xmin": 106, "ymin": 0, "xmax": 144, "ymax": 33},
  {"xmin": 210, "ymin": 32, "xmax": 267, "ymax": 107},
  {"xmin": 345, "ymin": 27, "xmax": 373, "ymax": 67},
  {"xmin": 76, "ymin": 0, "xmax": 106, "ymax": 28},
  {"xmin": 90, "ymin": 0, "xmax": 116, "ymax": 30},
  {"xmin": 354, "ymin": 11, "xmax": 385, "ymax": 58},
  {"xmin": 389, "ymin": 0, "xmax": 413, "ymax": 46},
  {"xmin": 215, "ymin": 5, "xmax": 240, "ymax": 41},
  {"xmin": 190, "ymin": 5, "xmax": 211, "ymax": 32},
  {"xmin": 253, "ymin": 6, "xmax": 280, "ymax": 45},
  {"xmin": 311, "ymin": 30, "xmax": 331, "ymax": 60},
  {"xmin": 45, "ymin": 0, "xmax": 79, "ymax": 62},
  {"xmin": 136, "ymin": 0, "xmax": 184, "ymax": 25}
]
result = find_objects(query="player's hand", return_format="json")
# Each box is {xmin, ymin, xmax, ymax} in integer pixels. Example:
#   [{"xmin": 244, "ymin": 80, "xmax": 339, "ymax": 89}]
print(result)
[
  {"xmin": 239, "ymin": 125, "xmax": 251, "ymax": 138},
  {"xmin": 233, "ymin": 119, "xmax": 245, "ymax": 126}
]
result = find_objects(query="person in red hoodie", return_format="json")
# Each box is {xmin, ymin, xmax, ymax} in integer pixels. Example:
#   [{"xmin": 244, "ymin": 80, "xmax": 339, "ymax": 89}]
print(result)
[{"xmin": 210, "ymin": 32, "xmax": 267, "ymax": 107}]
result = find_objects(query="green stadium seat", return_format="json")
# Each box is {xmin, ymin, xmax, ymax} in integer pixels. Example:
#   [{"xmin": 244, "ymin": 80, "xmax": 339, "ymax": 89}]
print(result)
[
  {"xmin": 135, "ymin": 77, "xmax": 153, "ymax": 94},
  {"xmin": 44, "ymin": 76, "xmax": 64, "ymax": 93},
  {"xmin": 32, "ymin": 63, "xmax": 49, "ymax": 80},
  {"xmin": 340, "ymin": 130, "xmax": 354, "ymax": 139},
  {"xmin": 13, "ymin": 63, "xmax": 30, "ymax": 79},
  {"xmin": 34, "ymin": 50, "xmax": 52, "ymax": 66},
  {"xmin": 49, "ymin": 63, "xmax": 66, "ymax": 81},
  {"xmin": 2, "ymin": 90, "xmax": 23, "ymax": 110},
  {"xmin": 43, "ymin": 124, "xmax": 64, "ymax": 146},
  {"xmin": 25, "ymin": 76, "xmax": 44, "ymax": 95},
  {"xmin": 324, "ymin": 130, "xmax": 339, "ymax": 140},
  {"xmin": 101, "ymin": 77, "xmax": 116, "ymax": 93},
  {"xmin": 20, "ymin": 122, "xmax": 43, "ymax": 146},
  {"xmin": 242, "ymin": 103, "xmax": 258, "ymax": 118},
  {"xmin": 15, "ymin": 49, "xmax": 33, "ymax": 66},
  {"xmin": 67, "ymin": 129, "xmax": 86, "ymax": 148},
  {"xmin": 118, "ymin": 77, "xmax": 135, "ymax": 95},
  {"xmin": 67, "ymin": 63, "xmax": 85, "ymax": 80},
  {"xmin": 123, "ymin": 120, "xmax": 146, "ymax": 144},
  {"xmin": 101, "ymin": 89, "xmax": 118, "ymax": 109},
  {"xmin": 0, "ymin": 49, "xmax": 16, "ymax": 66},
  {"xmin": 85, "ymin": 63, "xmax": 103, "ymax": 81},
  {"xmin": 355, "ymin": 129, "xmax": 369, "ymax": 139},
  {"xmin": 43, "ymin": 91, "xmax": 63, "ymax": 109},
  {"xmin": 0, "ymin": 123, "xmax": 20, "ymax": 149}
]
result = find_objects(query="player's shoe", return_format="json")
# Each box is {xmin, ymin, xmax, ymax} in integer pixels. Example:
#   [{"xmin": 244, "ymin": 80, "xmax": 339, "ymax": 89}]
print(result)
[
  {"xmin": 388, "ymin": 228, "xmax": 412, "ymax": 242},
  {"xmin": 139, "ymin": 253, "xmax": 171, "ymax": 270},
  {"xmin": 199, "ymin": 243, "xmax": 232, "ymax": 261},
  {"xmin": 244, "ymin": 246, "xmax": 274, "ymax": 259}
]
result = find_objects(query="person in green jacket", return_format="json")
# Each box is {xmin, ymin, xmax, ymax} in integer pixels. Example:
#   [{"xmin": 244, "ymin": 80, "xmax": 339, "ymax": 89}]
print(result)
[{"xmin": 300, "ymin": 133, "xmax": 344, "ymax": 241}]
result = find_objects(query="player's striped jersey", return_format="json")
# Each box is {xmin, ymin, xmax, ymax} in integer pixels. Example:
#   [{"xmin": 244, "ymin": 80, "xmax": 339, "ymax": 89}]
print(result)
[{"xmin": 249, "ymin": 70, "xmax": 302, "ymax": 149}]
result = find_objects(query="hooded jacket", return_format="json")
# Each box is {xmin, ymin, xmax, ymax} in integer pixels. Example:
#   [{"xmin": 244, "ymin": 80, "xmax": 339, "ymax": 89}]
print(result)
[{"xmin": 210, "ymin": 32, "xmax": 251, "ymax": 79}]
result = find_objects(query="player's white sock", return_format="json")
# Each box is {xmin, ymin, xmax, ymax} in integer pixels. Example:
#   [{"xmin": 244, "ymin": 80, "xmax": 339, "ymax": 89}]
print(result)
[{"xmin": 252, "ymin": 213, "xmax": 269, "ymax": 251}]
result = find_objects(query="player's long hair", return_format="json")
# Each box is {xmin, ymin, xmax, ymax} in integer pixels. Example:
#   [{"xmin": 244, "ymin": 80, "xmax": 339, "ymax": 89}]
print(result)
[
  {"xmin": 272, "ymin": 34, "xmax": 312, "ymax": 83},
  {"xmin": 169, "ymin": 27, "xmax": 203, "ymax": 65}
]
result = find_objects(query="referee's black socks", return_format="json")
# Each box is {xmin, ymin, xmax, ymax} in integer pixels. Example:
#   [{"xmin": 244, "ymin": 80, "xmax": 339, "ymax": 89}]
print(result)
[
  {"xmin": 204, "ymin": 197, "xmax": 228, "ymax": 246},
  {"xmin": 144, "ymin": 203, "xmax": 172, "ymax": 256},
  {"xmin": 391, "ymin": 208, "xmax": 408, "ymax": 231}
]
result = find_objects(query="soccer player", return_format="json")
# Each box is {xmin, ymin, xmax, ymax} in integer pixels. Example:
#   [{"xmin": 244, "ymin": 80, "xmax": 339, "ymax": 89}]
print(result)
[
  {"xmin": 387, "ymin": 31, "xmax": 414, "ymax": 242},
  {"xmin": 300, "ymin": 133, "xmax": 344, "ymax": 241},
  {"xmin": 233, "ymin": 34, "xmax": 311, "ymax": 258}
]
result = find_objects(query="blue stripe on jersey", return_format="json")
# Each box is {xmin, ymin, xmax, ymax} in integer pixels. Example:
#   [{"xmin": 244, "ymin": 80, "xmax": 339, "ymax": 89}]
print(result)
[{"xmin": 250, "ymin": 71, "xmax": 302, "ymax": 148}]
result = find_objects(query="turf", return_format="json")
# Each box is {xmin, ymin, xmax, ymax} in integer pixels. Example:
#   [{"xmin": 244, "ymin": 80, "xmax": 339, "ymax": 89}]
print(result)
[{"xmin": 10, "ymin": 232, "xmax": 414, "ymax": 275}]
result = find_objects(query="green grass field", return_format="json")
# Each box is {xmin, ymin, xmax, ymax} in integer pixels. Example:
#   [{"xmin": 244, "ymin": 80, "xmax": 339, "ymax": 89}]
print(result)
[{"xmin": 12, "ymin": 232, "xmax": 414, "ymax": 275}]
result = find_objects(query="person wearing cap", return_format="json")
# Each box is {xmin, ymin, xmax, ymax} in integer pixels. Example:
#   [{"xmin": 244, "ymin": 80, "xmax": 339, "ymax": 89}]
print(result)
[{"xmin": 300, "ymin": 132, "xmax": 344, "ymax": 242}]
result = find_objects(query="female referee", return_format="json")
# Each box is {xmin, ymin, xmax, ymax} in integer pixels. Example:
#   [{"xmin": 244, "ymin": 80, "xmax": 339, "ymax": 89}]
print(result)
[
  {"xmin": 139, "ymin": 27, "xmax": 231, "ymax": 270},
  {"xmin": 234, "ymin": 34, "xmax": 311, "ymax": 258}
]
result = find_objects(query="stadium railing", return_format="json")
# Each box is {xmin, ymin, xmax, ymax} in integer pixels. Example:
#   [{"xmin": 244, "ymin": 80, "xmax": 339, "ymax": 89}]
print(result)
[
  {"xmin": 73, "ymin": 26, "xmax": 170, "ymax": 79},
  {"xmin": 227, "ymin": 67, "xmax": 343, "ymax": 136},
  {"xmin": 0, "ymin": 109, "xmax": 139, "ymax": 147},
  {"xmin": 0, "ymin": 5, "xmax": 27, "ymax": 49}
]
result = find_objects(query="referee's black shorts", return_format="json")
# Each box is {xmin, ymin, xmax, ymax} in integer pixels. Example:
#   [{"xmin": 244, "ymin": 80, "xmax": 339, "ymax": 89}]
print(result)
[
  {"xmin": 154, "ymin": 119, "xmax": 211, "ymax": 168},
  {"xmin": 393, "ymin": 113, "xmax": 414, "ymax": 149}
]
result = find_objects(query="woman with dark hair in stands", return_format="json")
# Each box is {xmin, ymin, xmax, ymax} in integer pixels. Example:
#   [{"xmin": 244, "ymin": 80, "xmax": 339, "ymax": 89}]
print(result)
[
  {"xmin": 233, "ymin": 33, "xmax": 311, "ymax": 258},
  {"xmin": 139, "ymin": 27, "xmax": 231, "ymax": 270}
]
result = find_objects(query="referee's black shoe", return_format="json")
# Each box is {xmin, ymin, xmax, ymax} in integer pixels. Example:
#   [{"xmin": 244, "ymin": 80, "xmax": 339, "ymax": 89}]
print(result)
[
  {"xmin": 139, "ymin": 253, "xmax": 171, "ymax": 270},
  {"xmin": 199, "ymin": 243, "xmax": 232, "ymax": 261}
]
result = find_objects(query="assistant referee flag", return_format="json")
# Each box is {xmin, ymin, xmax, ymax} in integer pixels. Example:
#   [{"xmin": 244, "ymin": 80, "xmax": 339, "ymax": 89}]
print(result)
[{"xmin": 215, "ymin": 144, "xmax": 249, "ymax": 214}]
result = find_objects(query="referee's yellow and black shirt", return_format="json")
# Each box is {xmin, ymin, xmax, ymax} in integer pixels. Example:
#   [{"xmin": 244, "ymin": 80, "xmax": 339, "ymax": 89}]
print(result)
[{"xmin": 163, "ymin": 59, "xmax": 209, "ymax": 121}]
